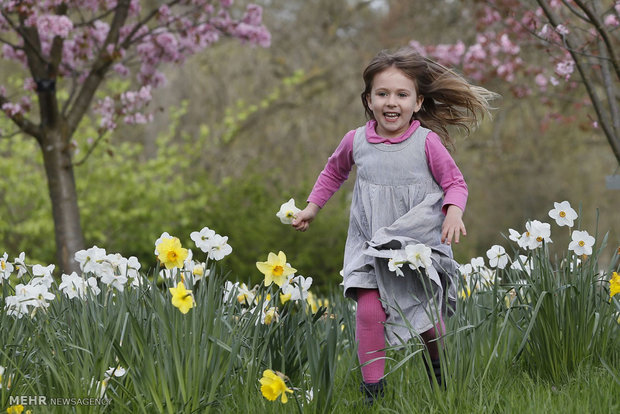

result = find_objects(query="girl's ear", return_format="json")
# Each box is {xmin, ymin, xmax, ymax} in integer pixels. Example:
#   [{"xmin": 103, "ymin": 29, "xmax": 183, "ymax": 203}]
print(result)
[{"xmin": 415, "ymin": 95, "xmax": 424, "ymax": 112}]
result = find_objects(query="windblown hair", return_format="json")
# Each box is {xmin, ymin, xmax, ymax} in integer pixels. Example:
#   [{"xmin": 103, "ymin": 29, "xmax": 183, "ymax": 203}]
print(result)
[{"xmin": 361, "ymin": 47, "xmax": 499, "ymax": 150}]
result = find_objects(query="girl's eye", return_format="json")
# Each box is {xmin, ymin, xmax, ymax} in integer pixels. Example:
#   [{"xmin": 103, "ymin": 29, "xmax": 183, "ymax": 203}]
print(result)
[
  {"xmin": 377, "ymin": 92, "xmax": 387, "ymax": 97},
  {"xmin": 398, "ymin": 93, "xmax": 408, "ymax": 97}
]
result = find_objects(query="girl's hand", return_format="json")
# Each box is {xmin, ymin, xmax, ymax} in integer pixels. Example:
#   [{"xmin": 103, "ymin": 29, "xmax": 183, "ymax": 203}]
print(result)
[
  {"xmin": 441, "ymin": 205, "xmax": 466, "ymax": 245},
  {"xmin": 292, "ymin": 202, "xmax": 320, "ymax": 232}
]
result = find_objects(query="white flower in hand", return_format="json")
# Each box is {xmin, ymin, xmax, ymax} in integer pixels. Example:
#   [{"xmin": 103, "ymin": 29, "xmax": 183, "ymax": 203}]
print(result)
[{"xmin": 276, "ymin": 198, "xmax": 301, "ymax": 224}]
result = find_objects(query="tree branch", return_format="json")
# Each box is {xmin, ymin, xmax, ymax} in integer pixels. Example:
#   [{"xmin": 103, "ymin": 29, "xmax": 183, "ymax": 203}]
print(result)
[
  {"xmin": 572, "ymin": 0, "xmax": 620, "ymax": 81},
  {"xmin": 2, "ymin": 11, "xmax": 50, "ymax": 71},
  {"xmin": 65, "ymin": 0, "xmax": 132, "ymax": 137},
  {"xmin": 71, "ymin": 128, "xmax": 110, "ymax": 167},
  {"xmin": 0, "ymin": 95, "xmax": 42, "ymax": 140},
  {"xmin": 537, "ymin": 0, "xmax": 620, "ymax": 163}
]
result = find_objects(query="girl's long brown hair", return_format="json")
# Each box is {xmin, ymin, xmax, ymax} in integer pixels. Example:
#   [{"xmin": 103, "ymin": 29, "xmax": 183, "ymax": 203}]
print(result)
[{"xmin": 361, "ymin": 48, "xmax": 499, "ymax": 150}]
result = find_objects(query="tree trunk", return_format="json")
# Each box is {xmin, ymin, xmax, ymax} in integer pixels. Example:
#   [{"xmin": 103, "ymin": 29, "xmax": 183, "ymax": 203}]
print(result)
[{"xmin": 39, "ymin": 128, "xmax": 85, "ymax": 275}]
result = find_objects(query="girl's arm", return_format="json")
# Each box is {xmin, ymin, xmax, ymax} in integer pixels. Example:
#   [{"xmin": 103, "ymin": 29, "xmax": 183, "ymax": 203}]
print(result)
[
  {"xmin": 425, "ymin": 132, "xmax": 468, "ymax": 245},
  {"xmin": 293, "ymin": 130, "xmax": 356, "ymax": 232}
]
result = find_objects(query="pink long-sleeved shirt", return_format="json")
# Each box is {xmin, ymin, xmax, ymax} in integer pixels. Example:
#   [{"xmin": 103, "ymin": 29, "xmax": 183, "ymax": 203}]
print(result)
[{"xmin": 307, "ymin": 120, "xmax": 468, "ymax": 214}]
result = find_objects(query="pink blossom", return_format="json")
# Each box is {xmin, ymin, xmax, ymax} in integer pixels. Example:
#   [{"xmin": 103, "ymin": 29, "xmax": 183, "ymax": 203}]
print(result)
[
  {"xmin": 233, "ymin": 22, "xmax": 271, "ymax": 47},
  {"xmin": 2, "ymin": 102, "xmax": 25, "ymax": 117},
  {"xmin": 499, "ymin": 33, "xmax": 520, "ymax": 55},
  {"xmin": 408, "ymin": 40, "xmax": 427, "ymax": 56},
  {"xmin": 604, "ymin": 14, "xmax": 619, "ymax": 27},
  {"xmin": 23, "ymin": 77, "xmax": 36, "ymax": 91},
  {"xmin": 157, "ymin": 4, "xmax": 173, "ymax": 24},
  {"xmin": 2, "ymin": 44, "xmax": 27, "ymax": 67},
  {"xmin": 89, "ymin": 20, "xmax": 110, "ymax": 46},
  {"xmin": 535, "ymin": 73, "xmax": 548, "ymax": 89},
  {"xmin": 555, "ymin": 24, "xmax": 569, "ymax": 36},
  {"xmin": 242, "ymin": 4, "xmax": 263, "ymax": 26},
  {"xmin": 37, "ymin": 14, "xmax": 73, "ymax": 38},
  {"xmin": 93, "ymin": 96, "xmax": 117, "ymax": 130},
  {"xmin": 113, "ymin": 63, "xmax": 130, "ymax": 77},
  {"xmin": 555, "ymin": 59, "xmax": 575, "ymax": 79}
]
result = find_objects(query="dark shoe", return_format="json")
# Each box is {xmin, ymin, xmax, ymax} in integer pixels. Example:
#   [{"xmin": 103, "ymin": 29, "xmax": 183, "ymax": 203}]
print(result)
[
  {"xmin": 360, "ymin": 379, "xmax": 385, "ymax": 406},
  {"xmin": 424, "ymin": 358, "xmax": 445, "ymax": 389}
]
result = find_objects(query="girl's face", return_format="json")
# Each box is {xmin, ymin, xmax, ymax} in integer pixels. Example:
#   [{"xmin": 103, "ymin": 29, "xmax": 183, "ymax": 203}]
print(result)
[{"xmin": 366, "ymin": 66, "xmax": 423, "ymax": 139}]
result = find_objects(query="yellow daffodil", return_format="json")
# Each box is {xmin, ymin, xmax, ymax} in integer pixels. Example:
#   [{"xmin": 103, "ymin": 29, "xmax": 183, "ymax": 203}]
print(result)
[
  {"xmin": 263, "ymin": 307, "xmax": 278, "ymax": 325},
  {"xmin": 259, "ymin": 369, "xmax": 293, "ymax": 403},
  {"xmin": 6, "ymin": 405, "xmax": 24, "ymax": 414},
  {"xmin": 610, "ymin": 272, "xmax": 620, "ymax": 299},
  {"xmin": 459, "ymin": 286, "xmax": 471, "ymax": 299},
  {"xmin": 157, "ymin": 237, "xmax": 188, "ymax": 269},
  {"xmin": 280, "ymin": 292, "xmax": 292, "ymax": 304},
  {"xmin": 256, "ymin": 251, "xmax": 296, "ymax": 287},
  {"xmin": 307, "ymin": 291, "xmax": 318, "ymax": 313},
  {"xmin": 169, "ymin": 282, "xmax": 195, "ymax": 314}
]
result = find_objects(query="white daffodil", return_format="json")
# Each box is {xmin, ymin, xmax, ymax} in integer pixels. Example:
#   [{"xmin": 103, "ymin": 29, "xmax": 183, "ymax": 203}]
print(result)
[
  {"xmin": 510, "ymin": 255, "xmax": 533, "ymax": 275},
  {"xmin": 276, "ymin": 198, "xmax": 302, "ymax": 224},
  {"xmin": 184, "ymin": 259, "xmax": 210, "ymax": 286},
  {"xmin": 75, "ymin": 246, "xmax": 107, "ymax": 275},
  {"xmin": 19, "ymin": 283, "xmax": 55, "ymax": 310},
  {"xmin": 293, "ymin": 275, "xmax": 313, "ymax": 300},
  {"xmin": 549, "ymin": 201, "xmax": 578, "ymax": 227},
  {"xmin": 508, "ymin": 228, "xmax": 522, "ymax": 244},
  {"xmin": 59, "ymin": 272, "xmax": 85, "ymax": 299},
  {"xmin": 568, "ymin": 230, "xmax": 595, "ymax": 256},
  {"xmin": 207, "ymin": 234, "xmax": 232, "ymax": 261},
  {"xmin": 486, "ymin": 245, "xmax": 508, "ymax": 269},
  {"xmin": 121, "ymin": 255, "xmax": 141, "ymax": 282},
  {"xmin": 13, "ymin": 252, "xmax": 27, "ymax": 278},
  {"xmin": 223, "ymin": 281, "xmax": 240, "ymax": 303},
  {"xmin": 0, "ymin": 252, "xmax": 13, "ymax": 282},
  {"xmin": 281, "ymin": 275, "xmax": 313, "ymax": 302},
  {"xmin": 190, "ymin": 227, "xmax": 216, "ymax": 253},
  {"xmin": 470, "ymin": 256, "xmax": 485, "ymax": 270},
  {"xmin": 99, "ymin": 259, "xmax": 128, "ymax": 292},
  {"xmin": 105, "ymin": 365, "xmax": 127, "ymax": 379},
  {"xmin": 405, "ymin": 243, "xmax": 432, "ymax": 271},
  {"xmin": 459, "ymin": 263, "xmax": 473, "ymax": 279},
  {"xmin": 236, "ymin": 283, "xmax": 256, "ymax": 305},
  {"xmin": 522, "ymin": 220, "xmax": 552, "ymax": 250},
  {"xmin": 62, "ymin": 274, "xmax": 100, "ymax": 299},
  {"xmin": 388, "ymin": 250, "xmax": 408, "ymax": 277},
  {"xmin": 31, "ymin": 264, "xmax": 55, "ymax": 288}
]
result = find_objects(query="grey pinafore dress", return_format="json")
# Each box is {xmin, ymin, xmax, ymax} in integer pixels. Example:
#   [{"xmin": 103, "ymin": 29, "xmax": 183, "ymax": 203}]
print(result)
[{"xmin": 342, "ymin": 125, "xmax": 458, "ymax": 346}]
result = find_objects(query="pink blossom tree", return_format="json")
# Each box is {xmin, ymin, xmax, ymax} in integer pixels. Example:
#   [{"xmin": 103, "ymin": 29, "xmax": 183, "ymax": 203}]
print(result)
[
  {"xmin": 0, "ymin": 0, "xmax": 270, "ymax": 274},
  {"xmin": 411, "ymin": 0, "xmax": 620, "ymax": 165}
]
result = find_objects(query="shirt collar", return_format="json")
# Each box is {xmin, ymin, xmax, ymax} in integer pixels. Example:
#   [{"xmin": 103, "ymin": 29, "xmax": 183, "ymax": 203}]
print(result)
[{"xmin": 365, "ymin": 120, "xmax": 421, "ymax": 144}]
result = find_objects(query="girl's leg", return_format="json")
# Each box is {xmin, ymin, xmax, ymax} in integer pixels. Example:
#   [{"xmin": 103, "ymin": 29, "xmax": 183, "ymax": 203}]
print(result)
[
  {"xmin": 420, "ymin": 314, "xmax": 446, "ymax": 387},
  {"xmin": 420, "ymin": 314, "xmax": 445, "ymax": 360},
  {"xmin": 355, "ymin": 288, "xmax": 386, "ymax": 384}
]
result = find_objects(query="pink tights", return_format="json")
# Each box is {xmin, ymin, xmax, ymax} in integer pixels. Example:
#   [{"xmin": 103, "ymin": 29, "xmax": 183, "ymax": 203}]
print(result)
[{"xmin": 355, "ymin": 288, "xmax": 445, "ymax": 383}]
